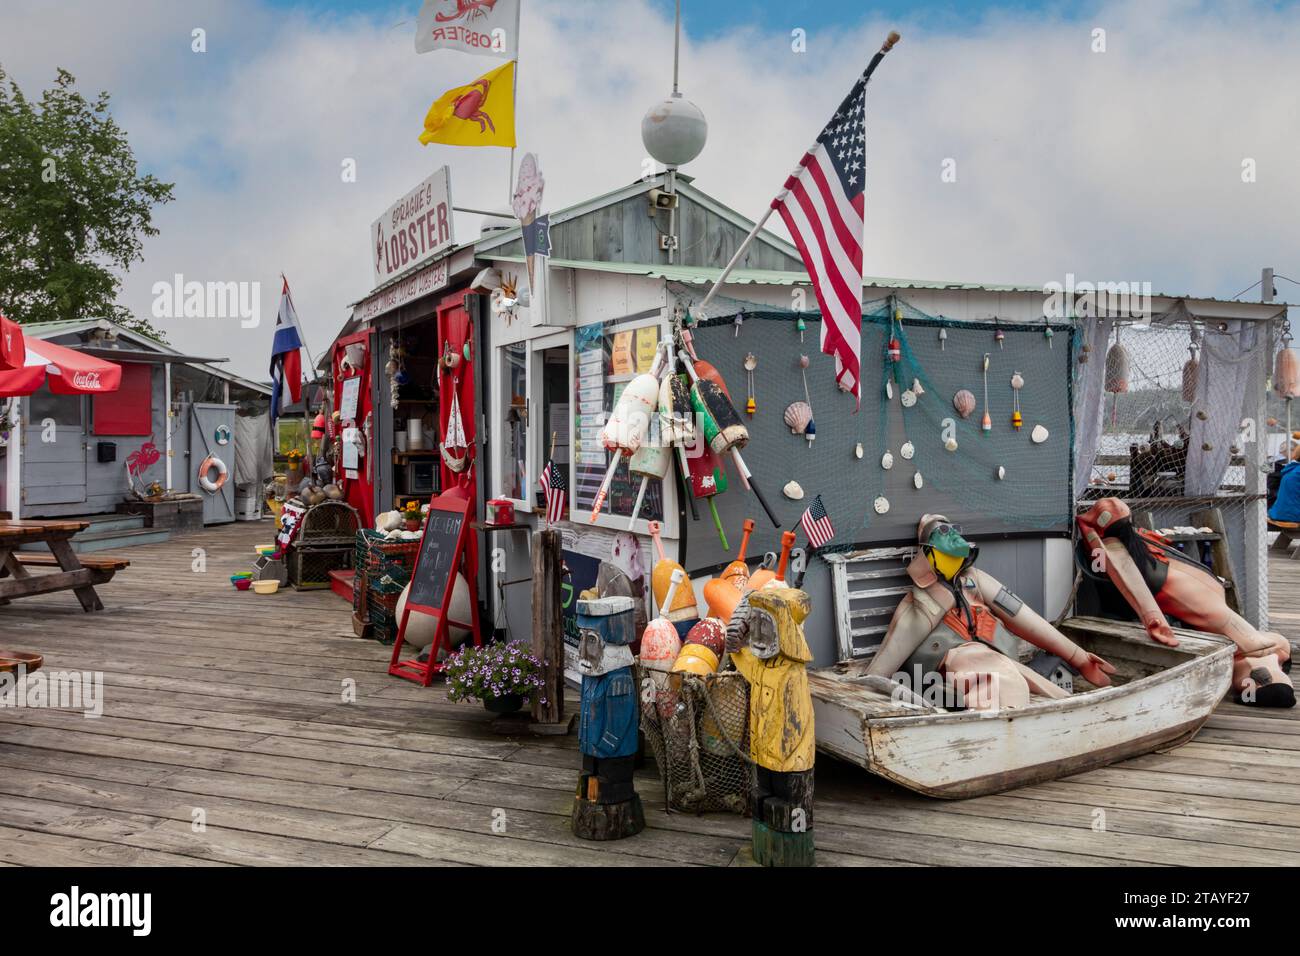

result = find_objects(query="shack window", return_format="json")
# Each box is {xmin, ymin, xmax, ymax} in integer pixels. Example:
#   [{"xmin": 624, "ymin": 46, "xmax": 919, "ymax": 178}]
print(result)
[
  {"xmin": 93, "ymin": 362, "xmax": 152, "ymax": 435},
  {"xmin": 29, "ymin": 389, "xmax": 82, "ymax": 427},
  {"xmin": 574, "ymin": 317, "xmax": 664, "ymax": 526},
  {"xmin": 498, "ymin": 342, "xmax": 528, "ymax": 501}
]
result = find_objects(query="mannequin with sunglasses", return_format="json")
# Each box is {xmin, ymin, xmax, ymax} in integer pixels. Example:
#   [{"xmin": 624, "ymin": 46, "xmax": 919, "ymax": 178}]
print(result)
[
  {"xmin": 867, "ymin": 514, "xmax": 1117, "ymax": 710},
  {"xmin": 1077, "ymin": 497, "xmax": 1293, "ymax": 707}
]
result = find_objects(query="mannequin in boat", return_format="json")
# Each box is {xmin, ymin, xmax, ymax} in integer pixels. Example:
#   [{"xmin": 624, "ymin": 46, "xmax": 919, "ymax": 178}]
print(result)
[
  {"xmin": 866, "ymin": 515, "xmax": 1117, "ymax": 710},
  {"xmin": 1077, "ymin": 497, "xmax": 1294, "ymax": 708}
]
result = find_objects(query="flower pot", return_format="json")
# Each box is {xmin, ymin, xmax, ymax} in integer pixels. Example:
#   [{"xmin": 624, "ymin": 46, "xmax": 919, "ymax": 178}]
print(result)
[
  {"xmin": 405, "ymin": 518, "xmax": 422, "ymax": 532},
  {"xmin": 484, "ymin": 693, "xmax": 524, "ymax": 715}
]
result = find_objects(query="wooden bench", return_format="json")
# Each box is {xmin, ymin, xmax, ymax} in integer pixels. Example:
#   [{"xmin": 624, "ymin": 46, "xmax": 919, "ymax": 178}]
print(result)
[
  {"xmin": 1269, "ymin": 520, "xmax": 1300, "ymax": 559},
  {"xmin": 14, "ymin": 553, "xmax": 130, "ymax": 579}
]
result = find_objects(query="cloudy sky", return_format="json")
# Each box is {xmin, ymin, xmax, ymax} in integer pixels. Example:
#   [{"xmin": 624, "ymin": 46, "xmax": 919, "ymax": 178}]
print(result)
[{"xmin": 2, "ymin": 0, "xmax": 1298, "ymax": 379}]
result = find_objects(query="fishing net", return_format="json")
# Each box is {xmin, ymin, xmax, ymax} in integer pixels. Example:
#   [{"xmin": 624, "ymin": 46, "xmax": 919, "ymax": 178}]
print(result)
[
  {"xmin": 1071, "ymin": 305, "xmax": 1276, "ymax": 622},
  {"xmin": 637, "ymin": 666, "xmax": 752, "ymax": 815}
]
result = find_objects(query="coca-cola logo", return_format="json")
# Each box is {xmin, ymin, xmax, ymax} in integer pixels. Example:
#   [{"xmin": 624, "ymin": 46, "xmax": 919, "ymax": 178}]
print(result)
[{"xmin": 72, "ymin": 371, "xmax": 102, "ymax": 390}]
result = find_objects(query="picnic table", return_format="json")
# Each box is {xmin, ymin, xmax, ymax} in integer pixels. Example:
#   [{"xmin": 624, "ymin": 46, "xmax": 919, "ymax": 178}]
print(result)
[{"xmin": 0, "ymin": 519, "xmax": 129, "ymax": 612}]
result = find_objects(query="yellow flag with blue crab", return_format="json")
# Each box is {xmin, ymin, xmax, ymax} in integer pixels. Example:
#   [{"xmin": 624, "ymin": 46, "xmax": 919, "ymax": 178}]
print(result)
[{"xmin": 419, "ymin": 60, "xmax": 516, "ymax": 147}]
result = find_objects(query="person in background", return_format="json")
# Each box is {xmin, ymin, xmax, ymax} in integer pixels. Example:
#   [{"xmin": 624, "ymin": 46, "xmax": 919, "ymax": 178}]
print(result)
[{"xmin": 1270, "ymin": 452, "xmax": 1300, "ymax": 524}]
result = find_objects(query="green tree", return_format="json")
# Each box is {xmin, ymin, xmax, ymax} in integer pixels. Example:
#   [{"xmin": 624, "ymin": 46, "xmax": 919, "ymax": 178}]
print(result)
[{"xmin": 0, "ymin": 66, "xmax": 173, "ymax": 338}]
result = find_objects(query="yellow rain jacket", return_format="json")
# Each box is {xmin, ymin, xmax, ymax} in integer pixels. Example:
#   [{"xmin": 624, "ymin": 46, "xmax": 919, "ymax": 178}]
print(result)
[{"xmin": 730, "ymin": 588, "xmax": 815, "ymax": 773}]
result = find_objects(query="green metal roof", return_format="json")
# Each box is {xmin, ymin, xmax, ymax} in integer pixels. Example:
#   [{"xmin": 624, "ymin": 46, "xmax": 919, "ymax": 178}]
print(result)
[{"xmin": 478, "ymin": 254, "xmax": 1052, "ymax": 293}]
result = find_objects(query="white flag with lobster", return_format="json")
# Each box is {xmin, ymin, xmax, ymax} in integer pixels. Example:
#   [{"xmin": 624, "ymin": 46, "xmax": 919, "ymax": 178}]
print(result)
[{"xmin": 415, "ymin": 0, "xmax": 520, "ymax": 59}]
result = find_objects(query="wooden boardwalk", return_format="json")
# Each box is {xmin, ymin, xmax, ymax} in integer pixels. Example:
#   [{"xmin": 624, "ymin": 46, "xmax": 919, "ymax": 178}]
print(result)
[{"xmin": 0, "ymin": 520, "xmax": 1297, "ymax": 867}]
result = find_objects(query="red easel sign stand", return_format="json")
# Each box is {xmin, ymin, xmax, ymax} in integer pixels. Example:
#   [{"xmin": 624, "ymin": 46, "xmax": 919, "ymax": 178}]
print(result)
[{"xmin": 389, "ymin": 487, "xmax": 482, "ymax": 685}]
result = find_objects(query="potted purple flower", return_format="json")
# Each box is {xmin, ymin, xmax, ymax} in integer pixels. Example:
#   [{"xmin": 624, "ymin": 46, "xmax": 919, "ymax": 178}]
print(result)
[{"xmin": 444, "ymin": 641, "xmax": 546, "ymax": 714}]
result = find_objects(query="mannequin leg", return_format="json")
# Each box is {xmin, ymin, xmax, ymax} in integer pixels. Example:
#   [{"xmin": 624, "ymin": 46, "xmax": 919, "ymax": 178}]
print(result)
[
  {"xmin": 1157, "ymin": 563, "xmax": 1294, "ymax": 706},
  {"xmin": 944, "ymin": 644, "xmax": 1032, "ymax": 710}
]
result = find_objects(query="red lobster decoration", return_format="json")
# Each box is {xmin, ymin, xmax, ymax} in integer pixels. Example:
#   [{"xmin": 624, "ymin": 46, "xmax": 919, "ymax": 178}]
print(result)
[{"xmin": 435, "ymin": 0, "xmax": 498, "ymax": 22}]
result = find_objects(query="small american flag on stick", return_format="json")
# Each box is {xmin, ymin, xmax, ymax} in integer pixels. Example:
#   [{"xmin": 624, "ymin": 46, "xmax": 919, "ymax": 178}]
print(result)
[
  {"xmin": 772, "ymin": 32, "xmax": 899, "ymax": 409},
  {"xmin": 800, "ymin": 494, "xmax": 835, "ymax": 549},
  {"xmin": 539, "ymin": 458, "xmax": 566, "ymax": 525}
]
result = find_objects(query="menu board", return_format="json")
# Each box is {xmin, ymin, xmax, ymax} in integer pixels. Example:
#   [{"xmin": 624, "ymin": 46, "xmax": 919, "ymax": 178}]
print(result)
[
  {"xmin": 405, "ymin": 493, "xmax": 470, "ymax": 613},
  {"xmin": 573, "ymin": 319, "xmax": 664, "ymax": 524}
]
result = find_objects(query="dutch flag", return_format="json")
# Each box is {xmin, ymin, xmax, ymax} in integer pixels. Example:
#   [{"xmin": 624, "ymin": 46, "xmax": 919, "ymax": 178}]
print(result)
[{"xmin": 270, "ymin": 278, "xmax": 305, "ymax": 424}]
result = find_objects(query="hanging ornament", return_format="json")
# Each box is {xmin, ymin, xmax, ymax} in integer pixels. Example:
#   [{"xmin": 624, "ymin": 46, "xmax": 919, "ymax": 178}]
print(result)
[
  {"xmin": 784, "ymin": 401, "xmax": 813, "ymax": 437},
  {"xmin": 945, "ymin": 436, "xmax": 959, "ymax": 452},
  {"xmin": 980, "ymin": 353, "xmax": 992, "ymax": 434},
  {"xmin": 1010, "ymin": 371, "xmax": 1024, "ymax": 430},
  {"xmin": 1031, "ymin": 424, "xmax": 1049, "ymax": 444},
  {"xmin": 854, "ymin": 442, "xmax": 864, "ymax": 459},
  {"xmin": 796, "ymin": 315, "xmax": 807, "ymax": 342},
  {"xmin": 1079, "ymin": 343, "xmax": 1091, "ymax": 365},
  {"xmin": 900, "ymin": 388, "xmax": 916, "ymax": 408},
  {"xmin": 885, "ymin": 379, "xmax": 894, "ymax": 400},
  {"xmin": 733, "ymin": 311, "xmax": 744, "ymax": 337},
  {"xmin": 994, "ymin": 319, "xmax": 1005, "ymax": 350},
  {"xmin": 900, "ymin": 440, "xmax": 915, "ymax": 460},
  {"xmin": 887, "ymin": 307, "xmax": 903, "ymax": 362},
  {"xmin": 797, "ymin": 354, "xmax": 814, "ymax": 445},
  {"xmin": 1043, "ymin": 318, "xmax": 1055, "ymax": 348},
  {"xmin": 873, "ymin": 496, "xmax": 890, "ymax": 514},
  {"xmin": 1275, "ymin": 322, "xmax": 1300, "ymax": 398},
  {"xmin": 744, "ymin": 352, "xmax": 757, "ymax": 416},
  {"xmin": 1104, "ymin": 326, "xmax": 1130, "ymax": 427},
  {"xmin": 1104, "ymin": 329, "xmax": 1130, "ymax": 393},
  {"xmin": 996, "ymin": 466, "xmax": 1006, "ymax": 480},
  {"xmin": 952, "ymin": 390, "xmax": 976, "ymax": 418},
  {"xmin": 911, "ymin": 378, "xmax": 925, "ymax": 396},
  {"xmin": 783, "ymin": 480, "xmax": 805, "ymax": 500},
  {"xmin": 1181, "ymin": 336, "xmax": 1200, "ymax": 404},
  {"xmin": 913, "ymin": 471, "xmax": 923, "ymax": 489},
  {"xmin": 938, "ymin": 326, "xmax": 948, "ymax": 351},
  {"xmin": 881, "ymin": 451, "xmax": 894, "ymax": 470}
]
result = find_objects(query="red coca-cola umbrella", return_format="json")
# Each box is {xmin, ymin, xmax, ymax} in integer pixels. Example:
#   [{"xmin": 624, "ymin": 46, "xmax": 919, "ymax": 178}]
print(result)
[{"xmin": 0, "ymin": 334, "xmax": 122, "ymax": 397}]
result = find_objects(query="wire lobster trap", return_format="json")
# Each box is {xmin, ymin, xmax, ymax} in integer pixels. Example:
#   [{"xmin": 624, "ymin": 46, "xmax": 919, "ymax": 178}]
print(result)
[{"xmin": 637, "ymin": 667, "xmax": 752, "ymax": 815}]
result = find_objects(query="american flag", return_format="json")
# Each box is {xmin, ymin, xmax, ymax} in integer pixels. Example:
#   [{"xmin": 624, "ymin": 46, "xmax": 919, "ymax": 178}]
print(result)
[
  {"xmin": 771, "ymin": 37, "xmax": 896, "ymax": 408},
  {"xmin": 800, "ymin": 495, "xmax": 835, "ymax": 549},
  {"xmin": 539, "ymin": 459, "xmax": 566, "ymax": 525}
]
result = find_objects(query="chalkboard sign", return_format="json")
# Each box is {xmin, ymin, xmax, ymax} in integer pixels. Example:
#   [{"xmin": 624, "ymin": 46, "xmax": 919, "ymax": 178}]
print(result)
[
  {"xmin": 390, "ymin": 488, "xmax": 480, "ymax": 686},
  {"xmin": 407, "ymin": 504, "xmax": 467, "ymax": 612}
]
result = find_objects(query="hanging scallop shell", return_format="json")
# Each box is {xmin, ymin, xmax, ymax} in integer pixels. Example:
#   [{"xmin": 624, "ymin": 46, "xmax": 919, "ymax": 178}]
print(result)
[
  {"xmin": 900, "ymin": 440, "xmax": 915, "ymax": 460},
  {"xmin": 953, "ymin": 390, "xmax": 977, "ymax": 419},
  {"xmin": 900, "ymin": 389, "xmax": 917, "ymax": 408},
  {"xmin": 881, "ymin": 452, "xmax": 894, "ymax": 470},
  {"xmin": 782, "ymin": 481, "xmax": 805, "ymax": 500},
  {"xmin": 784, "ymin": 401, "xmax": 813, "ymax": 435},
  {"xmin": 873, "ymin": 496, "xmax": 890, "ymax": 514},
  {"xmin": 854, "ymin": 442, "xmax": 864, "ymax": 459},
  {"xmin": 1030, "ymin": 424, "xmax": 1049, "ymax": 444},
  {"xmin": 1010, "ymin": 372, "xmax": 1025, "ymax": 390},
  {"xmin": 913, "ymin": 471, "xmax": 923, "ymax": 489},
  {"xmin": 945, "ymin": 436, "xmax": 959, "ymax": 452}
]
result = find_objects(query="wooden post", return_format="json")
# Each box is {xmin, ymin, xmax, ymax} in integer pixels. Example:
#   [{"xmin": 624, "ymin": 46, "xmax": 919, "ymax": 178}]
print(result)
[{"xmin": 531, "ymin": 528, "xmax": 565, "ymax": 726}]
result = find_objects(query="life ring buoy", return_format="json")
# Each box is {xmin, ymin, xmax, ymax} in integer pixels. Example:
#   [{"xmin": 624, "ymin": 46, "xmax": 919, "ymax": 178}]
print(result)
[{"xmin": 198, "ymin": 455, "xmax": 228, "ymax": 493}]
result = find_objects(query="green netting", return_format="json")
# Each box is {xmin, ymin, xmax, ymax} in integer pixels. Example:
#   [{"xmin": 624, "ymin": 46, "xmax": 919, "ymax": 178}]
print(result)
[{"xmin": 681, "ymin": 299, "xmax": 1075, "ymax": 570}]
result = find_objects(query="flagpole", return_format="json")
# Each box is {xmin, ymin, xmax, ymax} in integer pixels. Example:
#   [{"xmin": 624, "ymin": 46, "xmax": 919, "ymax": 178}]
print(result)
[
  {"xmin": 508, "ymin": 1, "xmax": 521, "ymax": 205},
  {"xmin": 691, "ymin": 31, "xmax": 900, "ymax": 318}
]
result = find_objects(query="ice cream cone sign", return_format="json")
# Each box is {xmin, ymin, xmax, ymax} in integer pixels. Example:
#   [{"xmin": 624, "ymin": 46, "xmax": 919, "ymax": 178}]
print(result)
[{"xmin": 512, "ymin": 153, "xmax": 552, "ymax": 325}]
